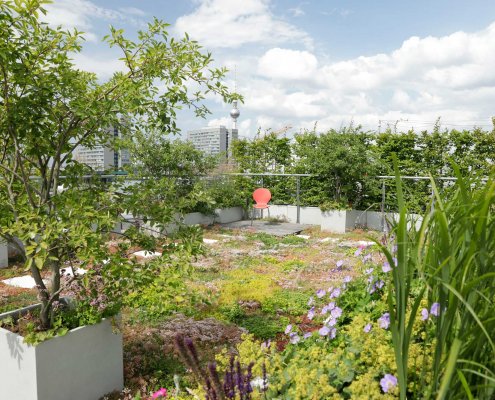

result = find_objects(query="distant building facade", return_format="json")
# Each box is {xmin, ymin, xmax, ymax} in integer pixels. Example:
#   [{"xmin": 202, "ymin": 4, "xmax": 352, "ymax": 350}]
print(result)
[
  {"xmin": 73, "ymin": 125, "xmax": 130, "ymax": 172},
  {"xmin": 187, "ymin": 99, "xmax": 241, "ymax": 160},
  {"xmin": 187, "ymin": 125, "xmax": 238, "ymax": 159}
]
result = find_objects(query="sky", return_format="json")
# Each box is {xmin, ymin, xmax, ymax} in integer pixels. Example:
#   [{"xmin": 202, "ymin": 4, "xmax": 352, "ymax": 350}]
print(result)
[{"xmin": 42, "ymin": 0, "xmax": 495, "ymax": 138}]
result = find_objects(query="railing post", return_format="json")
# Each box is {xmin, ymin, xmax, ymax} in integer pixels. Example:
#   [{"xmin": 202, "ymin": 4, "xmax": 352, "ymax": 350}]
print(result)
[
  {"xmin": 296, "ymin": 176, "xmax": 301, "ymax": 224},
  {"xmin": 381, "ymin": 180, "xmax": 386, "ymax": 232}
]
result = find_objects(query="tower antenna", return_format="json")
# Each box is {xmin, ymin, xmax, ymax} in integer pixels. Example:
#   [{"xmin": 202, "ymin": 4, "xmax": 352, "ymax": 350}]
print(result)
[{"xmin": 229, "ymin": 66, "xmax": 240, "ymax": 129}]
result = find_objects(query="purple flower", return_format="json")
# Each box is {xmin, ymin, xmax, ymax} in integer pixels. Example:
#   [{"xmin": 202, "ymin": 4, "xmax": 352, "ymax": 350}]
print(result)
[
  {"xmin": 368, "ymin": 284, "xmax": 376, "ymax": 294},
  {"xmin": 316, "ymin": 289, "xmax": 326, "ymax": 298},
  {"xmin": 382, "ymin": 261, "xmax": 392, "ymax": 273},
  {"xmin": 261, "ymin": 340, "xmax": 271, "ymax": 348},
  {"xmin": 327, "ymin": 301, "xmax": 336, "ymax": 310},
  {"xmin": 307, "ymin": 307, "xmax": 315, "ymax": 320},
  {"xmin": 319, "ymin": 326, "xmax": 330, "ymax": 336},
  {"xmin": 344, "ymin": 275, "xmax": 352, "ymax": 283},
  {"xmin": 354, "ymin": 248, "xmax": 363, "ymax": 257},
  {"xmin": 284, "ymin": 324, "xmax": 293, "ymax": 334},
  {"xmin": 331, "ymin": 306, "xmax": 342, "ymax": 319},
  {"xmin": 364, "ymin": 323, "xmax": 372, "ymax": 333},
  {"xmin": 329, "ymin": 328, "xmax": 337, "ymax": 339},
  {"xmin": 363, "ymin": 254, "xmax": 372, "ymax": 263},
  {"xmin": 378, "ymin": 313, "xmax": 390, "ymax": 329},
  {"xmin": 324, "ymin": 316, "xmax": 337, "ymax": 326},
  {"xmin": 421, "ymin": 308, "xmax": 429, "ymax": 321},
  {"xmin": 430, "ymin": 302, "xmax": 440, "ymax": 317},
  {"xmin": 321, "ymin": 305, "xmax": 330, "ymax": 315},
  {"xmin": 152, "ymin": 388, "xmax": 167, "ymax": 399},
  {"xmin": 392, "ymin": 257, "xmax": 398, "ymax": 266},
  {"xmin": 375, "ymin": 280, "xmax": 385, "ymax": 289},
  {"xmin": 365, "ymin": 267, "xmax": 374, "ymax": 275},
  {"xmin": 289, "ymin": 332, "xmax": 300, "ymax": 344},
  {"xmin": 380, "ymin": 374, "xmax": 398, "ymax": 393},
  {"xmin": 329, "ymin": 288, "xmax": 341, "ymax": 299},
  {"xmin": 336, "ymin": 259, "xmax": 344, "ymax": 268},
  {"xmin": 303, "ymin": 332, "xmax": 312, "ymax": 339},
  {"xmin": 307, "ymin": 296, "xmax": 314, "ymax": 306}
]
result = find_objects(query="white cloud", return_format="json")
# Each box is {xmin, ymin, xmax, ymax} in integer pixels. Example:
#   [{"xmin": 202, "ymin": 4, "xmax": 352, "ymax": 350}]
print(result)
[
  {"xmin": 42, "ymin": 0, "xmax": 145, "ymax": 42},
  {"xmin": 258, "ymin": 48, "xmax": 317, "ymax": 80},
  {"xmin": 288, "ymin": 7, "xmax": 305, "ymax": 17},
  {"xmin": 71, "ymin": 53, "xmax": 126, "ymax": 79},
  {"xmin": 233, "ymin": 21, "xmax": 495, "ymax": 133},
  {"xmin": 174, "ymin": 0, "xmax": 312, "ymax": 49}
]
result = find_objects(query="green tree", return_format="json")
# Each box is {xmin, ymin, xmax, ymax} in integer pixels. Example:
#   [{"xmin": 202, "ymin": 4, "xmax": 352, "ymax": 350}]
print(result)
[
  {"xmin": 0, "ymin": 0, "xmax": 237, "ymax": 329},
  {"xmin": 293, "ymin": 127, "xmax": 379, "ymax": 209},
  {"xmin": 232, "ymin": 131, "xmax": 293, "ymax": 204}
]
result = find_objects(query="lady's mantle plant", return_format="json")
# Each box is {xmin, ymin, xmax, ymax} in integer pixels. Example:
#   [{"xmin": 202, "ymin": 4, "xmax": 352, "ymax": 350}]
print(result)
[{"xmin": 0, "ymin": 0, "xmax": 238, "ymax": 331}]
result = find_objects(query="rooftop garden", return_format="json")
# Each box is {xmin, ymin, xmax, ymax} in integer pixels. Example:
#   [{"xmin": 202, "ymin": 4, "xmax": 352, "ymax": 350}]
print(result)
[{"xmin": 0, "ymin": 2, "xmax": 493, "ymax": 400}]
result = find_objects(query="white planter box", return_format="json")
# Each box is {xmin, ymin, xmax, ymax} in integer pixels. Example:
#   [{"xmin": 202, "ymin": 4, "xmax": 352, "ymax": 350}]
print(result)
[
  {"xmin": 214, "ymin": 206, "xmax": 244, "ymax": 224},
  {"xmin": 184, "ymin": 211, "xmax": 214, "ymax": 226},
  {"xmin": 321, "ymin": 210, "xmax": 347, "ymax": 233},
  {"xmin": 0, "ymin": 240, "xmax": 8, "ymax": 268},
  {"xmin": 0, "ymin": 307, "xmax": 123, "ymax": 400}
]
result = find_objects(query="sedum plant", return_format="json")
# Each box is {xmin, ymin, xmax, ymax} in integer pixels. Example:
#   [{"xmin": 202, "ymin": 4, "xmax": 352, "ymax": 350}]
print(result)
[{"xmin": 0, "ymin": 0, "xmax": 238, "ymax": 331}]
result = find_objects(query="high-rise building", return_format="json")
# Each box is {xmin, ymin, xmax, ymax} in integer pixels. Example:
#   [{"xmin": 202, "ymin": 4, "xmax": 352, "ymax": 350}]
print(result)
[
  {"xmin": 186, "ymin": 100, "xmax": 241, "ymax": 159},
  {"xmin": 187, "ymin": 125, "xmax": 238, "ymax": 158},
  {"xmin": 73, "ymin": 125, "xmax": 130, "ymax": 172}
]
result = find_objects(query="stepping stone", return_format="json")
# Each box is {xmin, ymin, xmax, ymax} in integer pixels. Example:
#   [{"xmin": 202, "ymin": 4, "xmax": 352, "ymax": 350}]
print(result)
[
  {"xmin": 203, "ymin": 238, "xmax": 218, "ymax": 244},
  {"xmin": 1, "ymin": 275, "xmax": 49, "ymax": 289},
  {"xmin": 132, "ymin": 250, "xmax": 162, "ymax": 258},
  {"xmin": 320, "ymin": 237, "xmax": 339, "ymax": 243},
  {"xmin": 297, "ymin": 235, "xmax": 311, "ymax": 240}
]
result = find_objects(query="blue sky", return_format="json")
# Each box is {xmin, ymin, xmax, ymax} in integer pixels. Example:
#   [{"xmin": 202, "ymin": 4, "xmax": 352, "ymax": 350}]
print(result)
[{"xmin": 43, "ymin": 0, "xmax": 495, "ymax": 137}]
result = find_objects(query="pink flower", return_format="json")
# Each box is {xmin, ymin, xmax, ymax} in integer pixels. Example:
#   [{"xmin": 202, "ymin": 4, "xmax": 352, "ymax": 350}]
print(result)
[{"xmin": 152, "ymin": 388, "xmax": 167, "ymax": 399}]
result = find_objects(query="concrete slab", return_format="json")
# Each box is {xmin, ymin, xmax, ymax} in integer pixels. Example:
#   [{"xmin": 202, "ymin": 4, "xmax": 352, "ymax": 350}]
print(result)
[
  {"xmin": 220, "ymin": 220, "xmax": 311, "ymax": 237},
  {"xmin": 1, "ymin": 275, "xmax": 49, "ymax": 289}
]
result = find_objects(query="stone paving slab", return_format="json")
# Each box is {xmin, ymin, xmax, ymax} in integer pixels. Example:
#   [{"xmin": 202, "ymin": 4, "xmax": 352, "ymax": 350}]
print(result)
[{"xmin": 220, "ymin": 220, "xmax": 312, "ymax": 237}]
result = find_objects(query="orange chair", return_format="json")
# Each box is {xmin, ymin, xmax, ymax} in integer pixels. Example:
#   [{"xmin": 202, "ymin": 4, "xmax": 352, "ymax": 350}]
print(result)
[{"xmin": 251, "ymin": 188, "xmax": 271, "ymax": 225}]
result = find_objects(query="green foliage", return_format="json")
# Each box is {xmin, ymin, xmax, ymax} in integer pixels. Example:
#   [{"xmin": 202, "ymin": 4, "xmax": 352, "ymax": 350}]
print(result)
[
  {"xmin": 293, "ymin": 127, "xmax": 379, "ymax": 209},
  {"xmin": 381, "ymin": 163, "xmax": 495, "ymax": 399},
  {"xmin": 231, "ymin": 124, "xmax": 495, "ymax": 213},
  {"xmin": 261, "ymin": 289, "xmax": 311, "ymax": 316},
  {"xmin": 0, "ymin": 0, "xmax": 237, "ymax": 330},
  {"xmin": 218, "ymin": 267, "xmax": 279, "ymax": 306},
  {"xmin": 237, "ymin": 314, "xmax": 289, "ymax": 340}
]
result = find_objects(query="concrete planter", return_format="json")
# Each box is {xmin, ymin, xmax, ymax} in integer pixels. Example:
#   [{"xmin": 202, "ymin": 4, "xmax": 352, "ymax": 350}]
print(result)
[
  {"xmin": 321, "ymin": 210, "xmax": 348, "ymax": 233},
  {"xmin": 214, "ymin": 206, "xmax": 244, "ymax": 224},
  {"xmin": 184, "ymin": 211, "xmax": 215, "ymax": 226},
  {"xmin": 0, "ymin": 240, "xmax": 8, "ymax": 268},
  {"xmin": 0, "ymin": 306, "xmax": 123, "ymax": 400}
]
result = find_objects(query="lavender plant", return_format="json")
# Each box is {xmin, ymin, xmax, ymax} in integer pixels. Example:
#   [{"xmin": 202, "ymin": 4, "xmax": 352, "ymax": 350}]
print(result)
[{"xmin": 174, "ymin": 335, "xmax": 257, "ymax": 400}]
